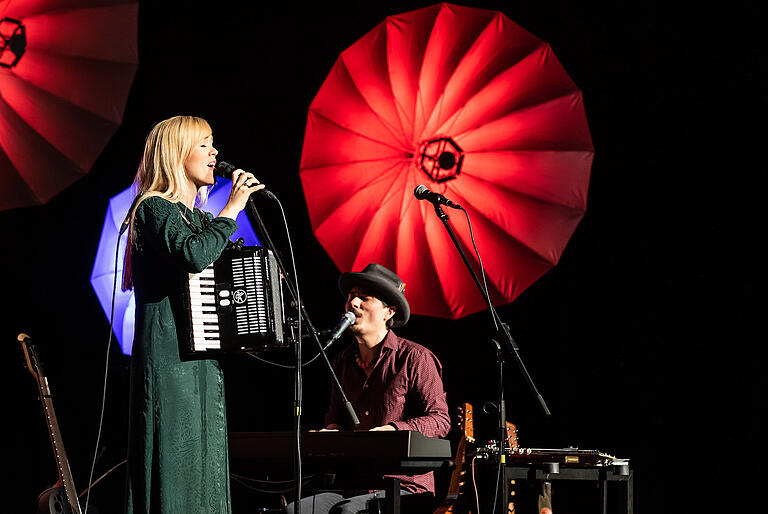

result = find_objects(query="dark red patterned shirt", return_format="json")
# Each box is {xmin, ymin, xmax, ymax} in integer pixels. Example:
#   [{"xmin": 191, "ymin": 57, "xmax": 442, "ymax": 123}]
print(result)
[{"xmin": 324, "ymin": 330, "xmax": 451, "ymax": 494}]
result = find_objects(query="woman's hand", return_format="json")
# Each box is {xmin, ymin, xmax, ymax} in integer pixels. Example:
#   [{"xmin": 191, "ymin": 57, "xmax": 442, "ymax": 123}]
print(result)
[{"xmin": 218, "ymin": 168, "xmax": 265, "ymax": 220}]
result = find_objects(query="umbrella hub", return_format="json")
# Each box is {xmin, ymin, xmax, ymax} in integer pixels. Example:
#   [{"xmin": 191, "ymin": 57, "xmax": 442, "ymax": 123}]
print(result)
[
  {"xmin": 0, "ymin": 17, "xmax": 26, "ymax": 69},
  {"xmin": 419, "ymin": 137, "xmax": 463, "ymax": 183}
]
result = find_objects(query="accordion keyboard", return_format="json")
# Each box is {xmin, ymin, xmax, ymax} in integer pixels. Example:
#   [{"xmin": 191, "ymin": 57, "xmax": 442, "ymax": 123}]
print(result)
[
  {"xmin": 189, "ymin": 266, "xmax": 220, "ymax": 350},
  {"xmin": 185, "ymin": 246, "xmax": 285, "ymax": 354}
]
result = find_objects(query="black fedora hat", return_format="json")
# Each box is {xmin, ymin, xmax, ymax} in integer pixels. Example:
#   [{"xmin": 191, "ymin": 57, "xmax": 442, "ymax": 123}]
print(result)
[{"xmin": 338, "ymin": 263, "xmax": 410, "ymax": 327}]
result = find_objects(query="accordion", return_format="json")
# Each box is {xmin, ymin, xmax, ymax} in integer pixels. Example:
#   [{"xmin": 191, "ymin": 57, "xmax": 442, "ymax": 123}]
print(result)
[{"xmin": 183, "ymin": 246, "xmax": 287, "ymax": 354}]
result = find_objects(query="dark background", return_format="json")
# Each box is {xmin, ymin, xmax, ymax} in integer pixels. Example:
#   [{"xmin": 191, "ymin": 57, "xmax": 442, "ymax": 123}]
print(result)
[{"xmin": 1, "ymin": 1, "xmax": 761, "ymax": 513}]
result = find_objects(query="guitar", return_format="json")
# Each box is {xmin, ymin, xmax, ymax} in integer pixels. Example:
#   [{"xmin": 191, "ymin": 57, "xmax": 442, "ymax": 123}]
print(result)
[
  {"xmin": 502, "ymin": 422, "xmax": 553, "ymax": 514},
  {"xmin": 506, "ymin": 420, "xmax": 519, "ymax": 450},
  {"xmin": 18, "ymin": 333, "xmax": 83, "ymax": 514},
  {"xmin": 505, "ymin": 420, "xmax": 518, "ymax": 513},
  {"xmin": 433, "ymin": 402, "xmax": 475, "ymax": 513}
]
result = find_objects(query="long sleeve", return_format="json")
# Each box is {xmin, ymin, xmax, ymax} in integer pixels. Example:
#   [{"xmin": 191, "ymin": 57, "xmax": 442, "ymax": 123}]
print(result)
[
  {"xmin": 323, "ymin": 353, "xmax": 348, "ymax": 428},
  {"xmin": 389, "ymin": 347, "xmax": 451, "ymax": 438},
  {"xmin": 135, "ymin": 196, "xmax": 237, "ymax": 273}
]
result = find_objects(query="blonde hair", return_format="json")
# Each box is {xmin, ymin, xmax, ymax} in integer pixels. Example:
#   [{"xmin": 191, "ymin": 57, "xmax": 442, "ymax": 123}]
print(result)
[{"xmin": 122, "ymin": 115, "xmax": 213, "ymax": 290}]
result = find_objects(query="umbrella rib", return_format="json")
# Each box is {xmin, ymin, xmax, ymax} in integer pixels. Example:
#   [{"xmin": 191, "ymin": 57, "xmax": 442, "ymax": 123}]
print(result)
[
  {"xmin": 301, "ymin": 156, "xmax": 406, "ymax": 172},
  {"xmin": 444, "ymin": 224, "xmax": 510, "ymax": 314},
  {"xmin": 465, "ymin": 178, "xmax": 586, "ymax": 213},
  {"xmin": 425, "ymin": 233, "xmax": 458, "ymax": 316},
  {"xmin": 0, "ymin": 171, "xmax": 42, "ymax": 204},
  {"xmin": 351, "ymin": 158, "xmax": 407, "ymax": 199},
  {"xmin": 312, "ymin": 159, "xmax": 406, "ymax": 232},
  {"xmin": 407, "ymin": 202, "xmax": 456, "ymax": 317},
  {"xmin": 8, "ymin": 47, "xmax": 136, "ymax": 127},
  {"xmin": 460, "ymin": 201, "xmax": 562, "ymax": 266},
  {"xmin": 24, "ymin": 39, "xmax": 139, "ymax": 67},
  {"xmin": 338, "ymin": 54, "xmax": 412, "ymax": 151},
  {"xmin": 460, "ymin": 151, "xmax": 592, "ymax": 210},
  {"xmin": 308, "ymin": 108, "xmax": 410, "ymax": 155},
  {"xmin": 6, "ymin": 66, "xmax": 126, "ymax": 128},
  {"xmin": 451, "ymin": 89, "xmax": 584, "ymax": 142},
  {"xmin": 426, "ymin": 42, "xmax": 587, "ymax": 143},
  {"xmin": 0, "ymin": 144, "xmax": 42, "ymax": 204},
  {"xmin": 0, "ymin": 92, "xmax": 89, "ymax": 195},
  {"xmin": 417, "ymin": 14, "xmax": 508, "ymax": 141},
  {"xmin": 358, "ymin": 161, "xmax": 414, "ymax": 248}
]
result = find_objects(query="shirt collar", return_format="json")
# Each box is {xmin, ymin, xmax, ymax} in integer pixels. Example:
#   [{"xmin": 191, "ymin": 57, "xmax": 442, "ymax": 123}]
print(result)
[
  {"xmin": 381, "ymin": 330, "xmax": 401, "ymax": 352},
  {"xmin": 342, "ymin": 329, "xmax": 400, "ymax": 358}
]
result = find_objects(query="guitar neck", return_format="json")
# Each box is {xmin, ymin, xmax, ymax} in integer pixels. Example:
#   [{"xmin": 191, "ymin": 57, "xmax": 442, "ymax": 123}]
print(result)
[
  {"xmin": 18, "ymin": 335, "xmax": 82, "ymax": 514},
  {"xmin": 40, "ymin": 385, "xmax": 82, "ymax": 514},
  {"xmin": 434, "ymin": 403, "xmax": 474, "ymax": 513}
]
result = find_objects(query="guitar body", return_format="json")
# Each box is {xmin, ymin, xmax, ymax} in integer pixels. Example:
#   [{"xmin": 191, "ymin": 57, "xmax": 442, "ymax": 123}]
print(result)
[
  {"xmin": 433, "ymin": 402, "xmax": 474, "ymax": 514},
  {"xmin": 38, "ymin": 485, "xmax": 75, "ymax": 514}
]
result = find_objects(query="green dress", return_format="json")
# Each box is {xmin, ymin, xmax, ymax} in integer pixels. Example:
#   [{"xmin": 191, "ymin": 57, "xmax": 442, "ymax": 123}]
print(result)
[{"xmin": 126, "ymin": 196, "xmax": 237, "ymax": 513}]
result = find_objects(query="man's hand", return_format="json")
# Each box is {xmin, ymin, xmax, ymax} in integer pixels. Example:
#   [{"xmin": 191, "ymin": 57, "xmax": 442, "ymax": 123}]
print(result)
[
  {"xmin": 369, "ymin": 424, "xmax": 396, "ymax": 431},
  {"xmin": 315, "ymin": 424, "xmax": 342, "ymax": 432}
]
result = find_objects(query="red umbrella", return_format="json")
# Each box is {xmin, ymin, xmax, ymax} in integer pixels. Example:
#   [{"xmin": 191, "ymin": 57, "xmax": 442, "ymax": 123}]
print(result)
[
  {"xmin": 0, "ymin": 0, "xmax": 138, "ymax": 211},
  {"xmin": 299, "ymin": 3, "xmax": 593, "ymax": 319}
]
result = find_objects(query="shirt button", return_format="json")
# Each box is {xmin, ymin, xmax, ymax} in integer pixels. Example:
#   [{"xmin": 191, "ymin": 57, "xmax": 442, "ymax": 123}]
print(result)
[{"xmin": 364, "ymin": 410, "xmax": 369, "ymax": 416}]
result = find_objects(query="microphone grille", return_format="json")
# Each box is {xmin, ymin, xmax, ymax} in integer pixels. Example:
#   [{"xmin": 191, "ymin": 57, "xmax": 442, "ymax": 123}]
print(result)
[
  {"xmin": 414, "ymin": 184, "xmax": 429, "ymax": 199},
  {"xmin": 343, "ymin": 311, "xmax": 356, "ymax": 324},
  {"xmin": 214, "ymin": 161, "xmax": 236, "ymax": 179}
]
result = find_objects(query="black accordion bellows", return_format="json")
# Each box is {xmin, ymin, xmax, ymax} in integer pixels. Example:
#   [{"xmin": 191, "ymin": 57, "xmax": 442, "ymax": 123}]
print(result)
[{"xmin": 183, "ymin": 246, "xmax": 286, "ymax": 354}]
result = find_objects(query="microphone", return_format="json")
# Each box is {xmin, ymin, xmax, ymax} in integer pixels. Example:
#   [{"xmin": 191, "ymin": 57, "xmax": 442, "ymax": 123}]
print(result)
[
  {"xmin": 215, "ymin": 160, "xmax": 276, "ymax": 200},
  {"xmin": 120, "ymin": 194, "xmax": 143, "ymax": 235},
  {"xmin": 414, "ymin": 184, "xmax": 462, "ymax": 209},
  {"xmin": 323, "ymin": 312, "xmax": 356, "ymax": 349}
]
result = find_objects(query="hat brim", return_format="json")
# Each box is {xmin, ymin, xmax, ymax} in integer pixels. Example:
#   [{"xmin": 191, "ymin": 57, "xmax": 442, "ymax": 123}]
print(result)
[{"xmin": 338, "ymin": 273, "xmax": 410, "ymax": 327}]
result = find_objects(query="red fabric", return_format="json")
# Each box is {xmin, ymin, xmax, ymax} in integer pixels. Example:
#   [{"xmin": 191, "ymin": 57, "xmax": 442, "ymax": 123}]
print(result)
[
  {"xmin": 300, "ymin": 3, "xmax": 594, "ymax": 318},
  {"xmin": 0, "ymin": 0, "xmax": 138, "ymax": 210}
]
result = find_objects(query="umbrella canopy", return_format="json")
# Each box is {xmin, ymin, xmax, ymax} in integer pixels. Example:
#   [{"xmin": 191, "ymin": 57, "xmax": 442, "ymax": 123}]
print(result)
[
  {"xmin": 0, "ymin": 0, "xmax": 138, "ymax": 211},
  {"xmin": 299, "ymin": 3, "xmax": 594, "ymax": 319},
  {"xmin": 90, "ymin": 182, "xmax": 262, "ymax": 355}
]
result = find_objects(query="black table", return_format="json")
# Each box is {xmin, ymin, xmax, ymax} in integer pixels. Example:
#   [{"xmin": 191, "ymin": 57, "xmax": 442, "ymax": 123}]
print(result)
[{"xmin": 504, "ymin": 462, "xmax": 633, "ymax": 514}]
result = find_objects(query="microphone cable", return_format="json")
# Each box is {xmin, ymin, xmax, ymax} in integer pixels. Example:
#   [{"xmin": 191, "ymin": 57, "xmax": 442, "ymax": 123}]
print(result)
[
  {"xmin": 458, "ymin": 204, "xmax": 504, "ymax": 514},
  {"xmin": 83, "ymin": 212, "xmax": 126, "ymax": 514},
  {"xmin": 245, "ymin": 192, "xmax": 305, "ymax": 513},
  {"xmin": 246, "ymin": 327, "xmax": 347, "ymax": 369},
  {"xmin": 459, "ymin": 206, "xmax": 498, "ymax": 333}
]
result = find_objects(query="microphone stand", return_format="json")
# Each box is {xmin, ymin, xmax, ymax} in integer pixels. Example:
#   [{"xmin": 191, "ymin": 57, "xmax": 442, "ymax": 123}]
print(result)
[
  {"xmin": 427, "ymin": 202, "xmax": 551, "ymax": 514},
  {"xmin": 243, "ymin": 196, "xmax": 360, "ymax": 512}
]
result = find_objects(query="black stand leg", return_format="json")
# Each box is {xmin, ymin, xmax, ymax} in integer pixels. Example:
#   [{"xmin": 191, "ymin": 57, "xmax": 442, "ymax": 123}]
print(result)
[
  {"xmin": 384, "ymin": 478, "xmax": 400, "ymax": 514},
  {"xmin": 599, "ymin": 469, "xmax": 607, "ymax": 514}
]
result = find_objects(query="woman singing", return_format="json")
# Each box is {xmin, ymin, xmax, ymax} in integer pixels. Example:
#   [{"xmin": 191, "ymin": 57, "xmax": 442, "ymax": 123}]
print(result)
[{"xmin": 122, "ymin": 115, "xmax": 263, "ymax": 513}]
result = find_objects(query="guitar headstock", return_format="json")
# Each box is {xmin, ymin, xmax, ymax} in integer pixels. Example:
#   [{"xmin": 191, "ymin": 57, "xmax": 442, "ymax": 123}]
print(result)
[
  {"xmin": 457, "ymin": 402, "xmax": 475, "ymax": 443},
  {"xmin": 17, "ymin": 333, "xmax": 45, "ymax": 388},
  {"xmin": 505, "ymin": 420, "xmax": 519, "ymax": 450}
]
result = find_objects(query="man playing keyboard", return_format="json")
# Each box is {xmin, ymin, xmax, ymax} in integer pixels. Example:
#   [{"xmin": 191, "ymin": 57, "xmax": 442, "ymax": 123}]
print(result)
[{"xmin": 287, "ymin": 263, "xmax": 451, "ymax": 514}]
